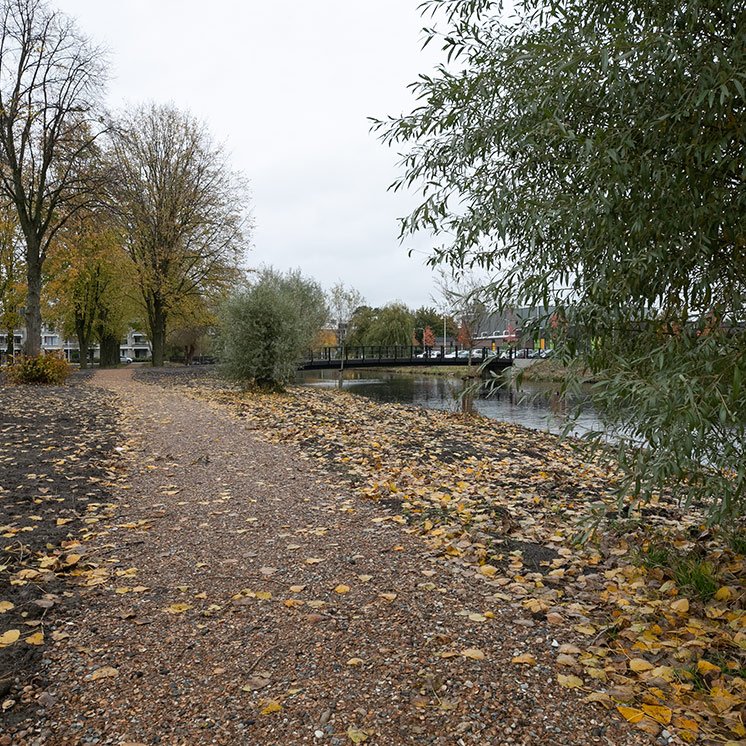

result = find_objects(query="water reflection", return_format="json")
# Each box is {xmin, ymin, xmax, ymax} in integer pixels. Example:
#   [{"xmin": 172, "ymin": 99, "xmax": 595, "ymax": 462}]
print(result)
[{"xmin": 296, "ymin": 369, "xmax": 601, "ymax": 437}]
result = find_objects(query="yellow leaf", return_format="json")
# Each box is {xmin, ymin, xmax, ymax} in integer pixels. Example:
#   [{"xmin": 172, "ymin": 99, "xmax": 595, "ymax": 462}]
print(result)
[
  {"xmin": 0, "ymin": 629, "xmax": 21, "ymax": 647},
  {"xmin": 56, "ymin": 518, "xmax": 73, "ymax": 526},
  {"xmin": 461, "ymin": 648, "xmax": 486, "ymax": 660},
  {"xmin": 616, "ymin": 705, "xmax": 645, "ymax": 724},
  {"xmin": 334, "ymin": 584, "xmax": 351, "ymax": 594},
  {"xmin": 629, "ymin": 658, "xmax": 654, "ymax": 673},
  {"xmin": 255, "ymin": 591, "xmax": 272, "ymax": 600},
  {"xmin": 378, "ymin": 593, "xmax": 397, "ymax": 601},
  {"xmin": 194, "ymin": 592, "xmax": 207, "ymax": 599},
  {"xmin": 715, "ymin": 586, "xmax": 733, "ymax": 601},
  {"xmin": 283, "ymin": 599, "xmax": 305, "ymax": 608},
  {"xmin": 670, "ymin": 597, "xmax": 689, "ymax": 613},
  {"xmin": 478, "ymin": 564, "xmax": 498, "ymax": 578},
  {"xmin": 357, "ymin": 575, "xmax": 373, "ymax": 583},
  {"xmin": 511, "ymin": 654, "xmax": 536, "ymax": 665},
  {"xmin": 584, "ymin": 692, "xmax": 612, "ymax": 705},
  {"xmin": 24, "ymin": 632, "xmax": 44, "ymax": 646},
  {"xmin": 468, "ymin": 613, "xmax": 487, "ymax": 622},
  {"xmin": 289, "ymin": 585, "xmax": 306, "ymax": 593},
  {"xmin": 346, "ymin": 658, "xmax": 364, "ymax": 666},
  {"xmin": 164, "ymin": 603, "xmax": 192, "ymax": 614},
  {"xmin": 574, "ymin": 624, "xmax": 596, "ymax": 635},
  {"xmin": 641, "ymin": 705, "xmax": 672, "ymax": 725},
  {"xmin": 557, "ymin": 674, "xmax": 584, "ymax": 689},
  {"xmin": 89, "ymin": 666, "xmax": 118, "ymax": 680},
  {"xmin": 346, "ymin": 726, "xmax": 368, "ymax": 743},
  {"xmin": 696, "ymin": 659, "xmax": 721, "ymax": 675},
  {"xmin": 305, "ymin": 557, "xmax": 323, "ymax": 565},
  {"xmin": 0, "ymin": 601, "xmax": 14, "ymax": 614},
  {"xmin": 260, "ymin": 700, "xmax": 282, "ymax": 715}
]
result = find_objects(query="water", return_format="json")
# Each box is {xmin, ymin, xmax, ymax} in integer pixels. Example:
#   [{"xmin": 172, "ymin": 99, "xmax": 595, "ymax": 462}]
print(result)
[{"xmin": 296, "ymin": 369, "xmax": 602, "ymax": 437}]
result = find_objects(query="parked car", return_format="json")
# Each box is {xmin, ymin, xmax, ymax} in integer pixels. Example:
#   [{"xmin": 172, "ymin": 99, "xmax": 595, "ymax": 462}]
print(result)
[{"xmin": 119, "ymin": 356, "xmax": 132, "ymax": 364}]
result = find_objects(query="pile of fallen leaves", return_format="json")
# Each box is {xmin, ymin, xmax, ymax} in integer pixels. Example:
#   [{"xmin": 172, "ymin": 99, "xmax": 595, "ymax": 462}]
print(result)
[{"xmin": 143, "ymin": 372, "xmax": 745, "ymax": 745}]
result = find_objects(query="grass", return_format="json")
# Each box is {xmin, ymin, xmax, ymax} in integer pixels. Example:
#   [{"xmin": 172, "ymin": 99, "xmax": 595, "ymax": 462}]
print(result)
[{"xmin": 638, "ymin": 542, "xmax": 720, "ymax": 601}]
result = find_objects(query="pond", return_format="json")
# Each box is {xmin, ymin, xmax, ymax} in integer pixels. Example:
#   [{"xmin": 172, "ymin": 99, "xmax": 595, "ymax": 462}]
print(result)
[{"xmin": 296, "ymin": 369, "xmax": 603, "ymax": 437}]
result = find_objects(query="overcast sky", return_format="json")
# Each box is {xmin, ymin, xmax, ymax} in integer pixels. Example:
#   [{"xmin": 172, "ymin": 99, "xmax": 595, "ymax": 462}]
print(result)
[{"xmin": 54, "ymin": 0, "xmax": 444, "ymax": 309}]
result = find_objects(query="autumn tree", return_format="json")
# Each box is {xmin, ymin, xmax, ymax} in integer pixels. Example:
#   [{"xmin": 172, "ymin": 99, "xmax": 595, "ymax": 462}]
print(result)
[
  {"xmin": 0, "ymin": 0, "xmax": 107, "ymax": 356},
  {"xmin": 109, "ymin": 103, "xmax": 249, "ymax": 366},
  {"xmin": 167, "ymin": 294, "xmax": 218, "ymax": 365},
  {"xmin": 422, "ymin": 326, "xmax": 437, "ymax": 348},
  {"xmin": 220, "ymin": 268, "xmax": 327, "ymax": 389},
  {"xmin": 379, "ymin": 0, "xmax": 746, "ymax": 519},
  {"xmin": 44, "ymin": 211, "xmax": 134, "ymax": 368}
]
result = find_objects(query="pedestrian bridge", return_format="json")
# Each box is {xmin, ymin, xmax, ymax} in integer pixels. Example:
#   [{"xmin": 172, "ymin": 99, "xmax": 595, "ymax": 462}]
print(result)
[{"xmin": 299, "ymin": 345, "xmax": 514, "ymax": 372}]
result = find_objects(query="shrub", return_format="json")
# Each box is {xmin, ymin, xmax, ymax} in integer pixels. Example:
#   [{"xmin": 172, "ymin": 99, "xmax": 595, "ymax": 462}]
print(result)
[
  {"xmin": 4, "ymin": 354, "xmax": 71, "ymax": 384},
  {"xmin": 219, "ymin": 268, "xmax": 328, "ymax": 389}
]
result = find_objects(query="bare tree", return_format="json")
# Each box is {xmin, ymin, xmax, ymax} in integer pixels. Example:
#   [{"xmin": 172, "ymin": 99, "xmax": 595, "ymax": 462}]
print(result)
[
  {"xmin": 327, "ymin": 280, "xmax": 364, "ymax": 344},
  {"xmin": 0, "ymin": 0, "xmax": 107, "ymax": 355},
  {"xmin": 109, "ymin": 103, "xmax": 250, "ymax": 366}
]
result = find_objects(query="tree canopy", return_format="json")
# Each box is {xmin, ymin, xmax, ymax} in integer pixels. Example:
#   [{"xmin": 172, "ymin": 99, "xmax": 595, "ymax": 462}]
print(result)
[
  {"xmin": 109, "ymin": 103, "xmax": 250, "ymax": 366},
  {"xmin": 378, "ymin": 0, "xmax": 746, "ymax": 519},
  {"xmin": 0, "ymin": 0, "xmax": 107, "ymax": 356}
]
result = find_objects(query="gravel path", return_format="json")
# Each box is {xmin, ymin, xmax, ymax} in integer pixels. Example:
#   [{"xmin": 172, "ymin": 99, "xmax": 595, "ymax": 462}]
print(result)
[{"xmin": 17, "ymin": 369, "xmax": 654, "ymax": 745}]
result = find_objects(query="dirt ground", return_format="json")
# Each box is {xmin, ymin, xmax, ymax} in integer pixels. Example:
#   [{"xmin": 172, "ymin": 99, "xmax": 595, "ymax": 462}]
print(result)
[{"xmin": 0, "ymin": 368, "xmax": 668, "ymax": 744}]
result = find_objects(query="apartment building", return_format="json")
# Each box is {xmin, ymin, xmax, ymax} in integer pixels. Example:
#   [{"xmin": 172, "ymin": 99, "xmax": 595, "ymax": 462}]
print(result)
[{"xmin": 0, "ymin": 327, "xmax": 151, "ymax": 362}]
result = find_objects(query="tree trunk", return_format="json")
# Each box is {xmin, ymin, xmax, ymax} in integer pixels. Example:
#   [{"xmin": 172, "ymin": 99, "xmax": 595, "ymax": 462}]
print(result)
[
  {"xmin": 75, "ymin": 318, "xmax": 91, "ymax": 370},
  {"xmin": 6, "ymin": 327, "xmax": 14, "ymax": 358},
  {"xmin": 149, "ymin": 299, "xmax": 167, "ymax": 367},
  {"xmin": 99, "ymin": 332, "xmax": 119, "ymax": 367},
  {"xmin": 24, "ymin": 255, "xmax": 42, "ymax": 357}
]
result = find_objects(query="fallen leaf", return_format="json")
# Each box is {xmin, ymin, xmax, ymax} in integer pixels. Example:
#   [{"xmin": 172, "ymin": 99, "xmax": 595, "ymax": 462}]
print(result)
[
  {"xmin": 629, "ymin": 658, "xmax": 654, "ymax": 673},
  {"xmin": 670, "ymin": 598, "xmax": 690, "ymax": 614},
  {"xmin": 478, "ymin": 564, "xmax": 498, "ymax": 578},
  {"xmin": 511, "ymin": 653, "xmax": 536, "ymax": 665},
  {"xmin": 89, "ymin": 666, "xmax": 118, "ymax": 681},
  {"xmin": 241, "ymin": 676, "xmax": 271, "ymax": 692},
  {"xmin": 641, "ymin": 704, "xmax": 672, "ymax": 725},
  {"xmin": 557, "ymin": 674, "xmax": 584, "ymax": 689},
  {"xmin": 163, "ymin": 603, "xmax": 192, "ymax": 614},
  {"xmin": 0, "ymin": 602, "xmax": 14, "ymax": 614},
  {"xmin": 461, "ymin": 647, "xmax": 486, "ymax": 660},
  {"xmin": 346, "ymin": 726, "xmax": 368, "ymax": 743},
  {"xmin": 24, "ymin": 632, "xmax": 44, "ymax": 645},
  {"xmin": 259, "ymin": 700, "xmax": 282, "ymax": 715},
  {"xmin": 616, "ymin": 705, "xmax": 645, "ymax": 724},
  {"xmin": 346, "ymin": 658, "xmax": 364, "ymax": 666},
  {"xmin": 334, "ymin": 584, "xmax": 351, "ymax": 594},
  {"xmin": 0, "ymin": 629, "xmax": 20, "ymax": 647},
  {"xmin": 378, "ymin": 592, "xmax": 397, "ymax": 601}
]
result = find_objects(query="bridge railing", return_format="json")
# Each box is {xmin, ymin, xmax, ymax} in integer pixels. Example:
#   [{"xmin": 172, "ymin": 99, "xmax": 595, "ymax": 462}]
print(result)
[{"xmin": 302, "ymin": 345, "xmax": 517, "ymax": 364}]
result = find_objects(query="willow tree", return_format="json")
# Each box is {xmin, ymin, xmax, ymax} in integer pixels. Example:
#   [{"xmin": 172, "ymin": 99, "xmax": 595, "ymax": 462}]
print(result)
[
  {"xmin": 0, "ymin": 0, "xmax": 107, "ymax": 356},
  {"xmin": 110, "ymin": 104, "xmax": 249, "ymax": 366},
  {"xmin": 378, "ymin": 0, "xmax": 746, "ymax": 520}
]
